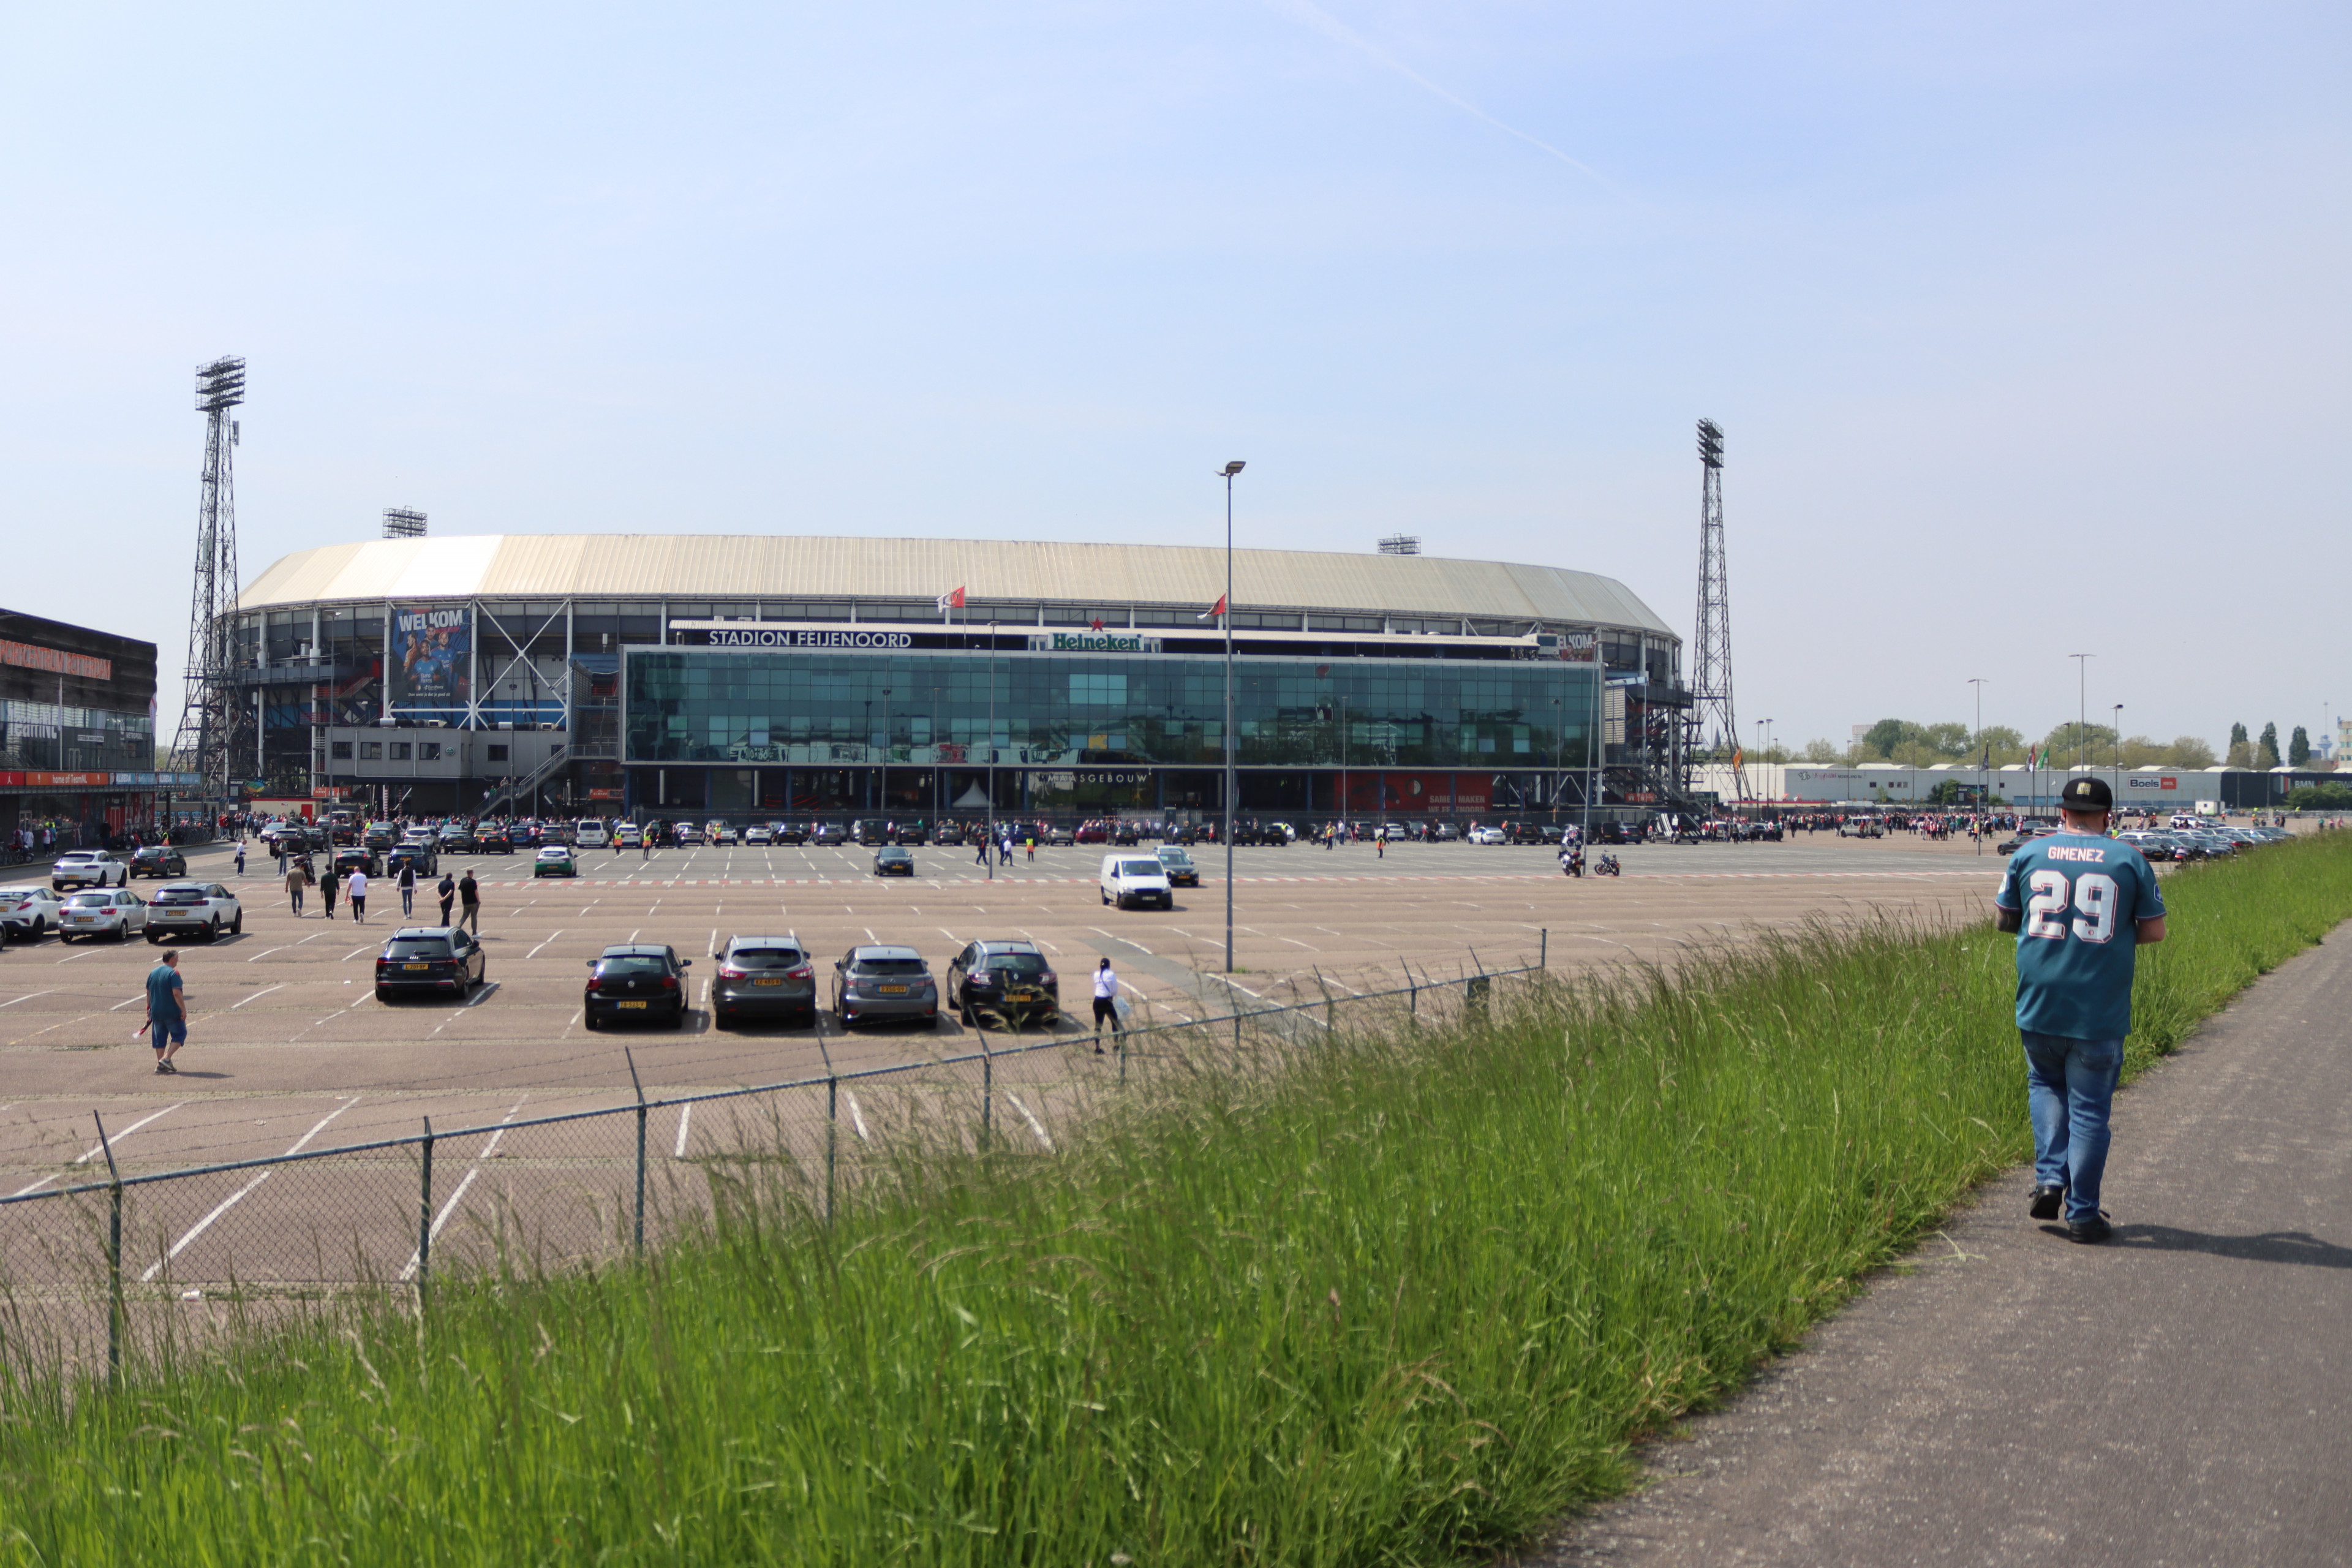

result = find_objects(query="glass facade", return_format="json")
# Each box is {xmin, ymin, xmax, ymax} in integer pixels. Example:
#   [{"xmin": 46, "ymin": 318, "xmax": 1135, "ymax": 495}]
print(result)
[{"xmin": 624, "ymin": 647, "xmax": 1600, "ymax": 816}]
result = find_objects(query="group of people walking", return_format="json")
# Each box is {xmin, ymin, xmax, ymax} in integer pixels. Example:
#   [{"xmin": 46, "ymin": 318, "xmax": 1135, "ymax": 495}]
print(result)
[{"xmin": 281, "ymin": 859, "xmax": 479, "ymax": 929}]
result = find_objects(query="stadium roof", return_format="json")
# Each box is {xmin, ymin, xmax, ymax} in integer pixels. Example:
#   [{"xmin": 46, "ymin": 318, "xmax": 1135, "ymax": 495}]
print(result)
[{"xmin": 240, "ymin": 535, "xmax": 1673, "ymax": 638}]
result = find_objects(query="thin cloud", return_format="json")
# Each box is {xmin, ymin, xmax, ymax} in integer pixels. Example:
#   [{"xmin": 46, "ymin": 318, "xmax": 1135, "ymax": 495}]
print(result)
[{"xmin": 1268, "ymin": 0, "xmax": 1618, "ymax": 191}]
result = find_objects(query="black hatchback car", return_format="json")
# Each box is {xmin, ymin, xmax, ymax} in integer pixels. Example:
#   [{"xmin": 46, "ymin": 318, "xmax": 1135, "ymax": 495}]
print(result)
[
  {"xmin": 944, "ymin": 940, "xmax": 1060, "ymax": 1028},
  {"xmin": 374, "ymin": 927, "xmax": 488, "ymax": 1001},
  {"xmin": 129, "ymin": 846, "xmax": 187, "ymax": 879},
  {"xmin": 873, "ymin": 845, "xmax": 915, "ymax": 877},
  {"xmin": 583, "ymin": 944, "xmax": 692, "ymax": 1030}
]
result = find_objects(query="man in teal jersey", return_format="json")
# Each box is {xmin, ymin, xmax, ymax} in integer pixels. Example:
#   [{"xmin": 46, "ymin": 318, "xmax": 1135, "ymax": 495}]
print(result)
[{"xmin": 1994, "ymin": 777, "xmax": 2167, "ymax": 1243}]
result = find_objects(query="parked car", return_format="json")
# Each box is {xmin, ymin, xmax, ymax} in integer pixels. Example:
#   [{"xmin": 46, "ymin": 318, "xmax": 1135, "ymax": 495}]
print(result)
[
  {"xmin": 673, "ymin": 821, "xmax": 706, "ymax": 846},
  {"xmin": 533, "ymin": 845, "xmax": 579, "ymax": 878},
  {"xmin": 1, "ymin": 885, "xmax": 65, "ymax": 940},
  {"xmin": 944, "ymin": 940, "xmax": 1060, "ymax": 1028},
  {"xmin": 831, "ymin": 944, "xmax": 938, "ymax": 1029},
  {"xmin": 710, "ymin": 934, "xmax": 818, "ymax": 1028},
  {"xmin": 386, "ymin": 844, "xmax": 439, "ymax": 879},
  {"xmin": 872, "ymin": 845, "xmax": 916, "ymax": 877},
  {"xmin": 128, "ymin": 846, "xmax": 187, "ymax": 879},
  {"xmin": 772, "ymin": 821, "xmax": 808, "ymax": 845},
  {"xmin": 145, "ymin": 881, "xmax": 243, "ymax": 943},
  {"xmin": 614, "ymin": 824, "xmax": 644, "ymax": 850},
  {"xmin": 333, "ymin": 847, "xmax": 383, "ymax": 878},
  {"xmin": 706, "ymin": 820, "xmax": 737, "ymax": 845},
  {"xmin": 1468, "ymin": 826, "xmax": 1507, "ymax": 845},
  {"xmin": 374, "ymin": 927, "xmax": 488, "ymax": 1001},
  {"xmin": 477, "ymin": 828, "xmax": 513, "ymax": 854},
  {"xmin": 1838, "ymin": 819, "xmax": 1886, "ymax": 840},
  {"xmin": 56, "ymin": 888, "xmax": 149, "ymax": 943},
  {"xmin": 1100, "ymin": 853, "xmax": 1174, "ymax": 910},
  {"xmin": 1045, "ymin": 823, "xmax": 1077, "ymax": 847},
  {"xmin": 1155, "ymin": 845, "xmax": 1200, "ymax": 886},
  {"xmin": 743, "ymin": 823, "xmax": 774, "ymax": 846},
  {"xmin": 50, "ymin": 851, "xmax": 127, "ymax": 892},
  {"xmin": 440, "ymin": 827, "xmax": 478, "ymax": 853},
  {"xmin": 1996, "ymin": 824, "xmax": 2056, "ymax": 856},
  {"xmin": 811, "ymin": 823, "xmax": 850, "ymax": 846},
  {"xmin": 582, "ymin": 944, "xmax": 691, "ymax": 1029}
]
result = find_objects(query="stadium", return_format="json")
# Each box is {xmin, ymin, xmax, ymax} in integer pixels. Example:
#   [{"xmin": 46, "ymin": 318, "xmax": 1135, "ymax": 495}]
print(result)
[{"xmin": 232, "ymin": 535, "xmax": 1687, "ymax": 823}]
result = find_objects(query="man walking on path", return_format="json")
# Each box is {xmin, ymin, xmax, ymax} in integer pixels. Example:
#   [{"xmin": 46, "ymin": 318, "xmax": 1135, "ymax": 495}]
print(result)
[
  {"xmin": 1090, "ymin": 957, "xmax": 1121, "ymax": 1055},
  {"xmin": 234, "ymin": 841, "xmax": 246, "ymax": 876},
  {"xmin": 436, "ymin": 871, "xmax": 456, "ymax": 925},
  {"xmin": 398, "ymin": 862, "xmax": 417, "ymax": 917},
  {"xmin": 1994, "ymin": 775, "xmax": 2166, "ymax": 1243},
  {"xmin": 285, "ymin": 861, "xmax": 307, "ymax": 916},
  {"xmin": 346, "ymin": 866, "xmax": 369, "ymax": 923},
  {"xmin": 457, "ymin": 869, "xmax": 480, "ymax": 935},
  {"xmin": 320, "ymin": 864, "xmax": 341, "ymax": 919},
  {"xmin": 145, "ymin": 949, "xmax": 190, "ymax": 1074}
]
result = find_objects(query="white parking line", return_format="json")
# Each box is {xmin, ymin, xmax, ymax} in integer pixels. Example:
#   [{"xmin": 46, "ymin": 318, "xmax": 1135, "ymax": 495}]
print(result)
[
  {"xmin": 0, "ymin": 991, "xmax": 56, "ymax": 1010},
  {"xmin": 843, "ymin": 1091, "xmax": 871, "ymax": 1143},
  {"xmin": 8, "ymin": 1102, "xmax": 186, "ymax": 1196},
  {"xmin": 526, "ymin": 930, "xmax": 564, "ymax": 960},
  {"xmin": 141, "ymin": 1099, "xmax": 360, "ymax": 1282},
  {"xmin": 673, "ymin": 1101, "xmax": 693, "ymax": 1159},
  {"xmin": 1005, "ymin": 1093, "xmax": 1053, "ymax": 1151},
  {"xmin": 396, "ymin": 1096, "xmax": 526, "ymax": 1281},
  {"xmin": 229, "ymin": 984, "xmax": 285, "ymax": 1010},
  {"xmin": 244, "ymin": 944, "xmax": 295, "ymax": 963}
]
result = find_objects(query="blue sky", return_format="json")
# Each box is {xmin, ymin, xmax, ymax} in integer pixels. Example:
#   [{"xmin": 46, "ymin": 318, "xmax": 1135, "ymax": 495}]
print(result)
[{"xmin": 4, "ymin": 2, "xmax": 2345, "ymax": 755}]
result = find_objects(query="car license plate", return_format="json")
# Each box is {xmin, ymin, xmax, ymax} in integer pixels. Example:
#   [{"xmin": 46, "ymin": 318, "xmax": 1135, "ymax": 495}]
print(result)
[
  {"xmin": 878, "ymin": 984, "xmax": 909, "ymax": 995},
  {"xmin": 753, "ymin": 978, "xmax": 782, "ymax": 987},
  {"xmin": 404, "ymin": 963, "xmax": 431, "ymax": 971},
  {"xmin": 70, "ymin": 916, "xmax": 94, "ymax": 924},
  {"xmin": 617, "ymin": 1000, "xmax": 648, "ymax": 1009}
]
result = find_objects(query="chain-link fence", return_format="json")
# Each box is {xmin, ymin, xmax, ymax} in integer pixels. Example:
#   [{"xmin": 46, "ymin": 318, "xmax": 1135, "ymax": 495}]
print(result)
[{"xmin": 1, "ymin": 952, "xmax": 1546, "ymax": 1386}]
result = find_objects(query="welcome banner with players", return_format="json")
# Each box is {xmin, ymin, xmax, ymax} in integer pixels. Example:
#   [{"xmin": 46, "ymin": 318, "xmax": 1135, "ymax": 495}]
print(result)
[{"xmin": 390, "ymin": 605, "xmax": 472, "ymax": 709}]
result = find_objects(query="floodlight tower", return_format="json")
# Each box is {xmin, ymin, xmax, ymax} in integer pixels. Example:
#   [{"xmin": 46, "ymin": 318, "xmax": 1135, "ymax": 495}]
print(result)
[
  {"xmin": 1688, "ymin": 419, "xmax": 1745, "ymax": 804},
  {"xmin": 173, "ymin": 356, "xmax": 247, "ymax": 804}
]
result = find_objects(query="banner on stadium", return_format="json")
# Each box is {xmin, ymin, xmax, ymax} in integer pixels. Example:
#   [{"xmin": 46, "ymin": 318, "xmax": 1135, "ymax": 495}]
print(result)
[{"xmin": 389, "ymin": 605, "xmax": 472, "ymax": 708}]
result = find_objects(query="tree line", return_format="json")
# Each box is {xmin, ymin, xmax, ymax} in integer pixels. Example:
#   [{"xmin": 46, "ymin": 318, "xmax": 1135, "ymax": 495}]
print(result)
[{"xmin": 1727, "ymin": 717, "xmax": 2326, "ymax": 772}]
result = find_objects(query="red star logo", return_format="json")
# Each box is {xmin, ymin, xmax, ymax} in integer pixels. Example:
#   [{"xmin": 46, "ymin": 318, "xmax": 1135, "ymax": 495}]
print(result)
[{"xmin": 1090, "ymin": 618, "xmax": 1104, "ymax": 631}]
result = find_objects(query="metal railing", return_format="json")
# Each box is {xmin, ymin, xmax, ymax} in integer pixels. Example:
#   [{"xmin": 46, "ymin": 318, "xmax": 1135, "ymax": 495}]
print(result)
[{"xmin": 1, "ymin": 947, "xmax": 1547, "ymax": 1383}]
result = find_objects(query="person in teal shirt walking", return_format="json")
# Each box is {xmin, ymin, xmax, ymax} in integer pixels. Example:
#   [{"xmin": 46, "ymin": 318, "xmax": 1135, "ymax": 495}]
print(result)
[
  {"xmin": 1994, "ymin": 777, "xmax": 2167, "ymax": 1243},
  {"xmin": 144, "ymin": 950, "xmax": 191, "ymax": 1076}
]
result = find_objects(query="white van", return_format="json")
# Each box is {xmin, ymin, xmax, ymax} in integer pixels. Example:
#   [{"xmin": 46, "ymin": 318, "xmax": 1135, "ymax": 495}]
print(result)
[
  {"xmin": 575, "ymin": 818, "xmax": 610, "ymax": 848},
  {"xmin": 1099, "ymin": 853, "xmax": 1174, "ymax": 910}
]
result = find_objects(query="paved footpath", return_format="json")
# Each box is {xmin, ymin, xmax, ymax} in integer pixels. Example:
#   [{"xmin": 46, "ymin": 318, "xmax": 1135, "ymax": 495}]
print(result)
[{"xmin": 1525, "ymin": 927, "xmax": 2352, "ymax": 1568}]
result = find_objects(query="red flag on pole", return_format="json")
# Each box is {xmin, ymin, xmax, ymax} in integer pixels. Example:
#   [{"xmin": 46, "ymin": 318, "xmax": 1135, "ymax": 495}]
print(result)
[
  {"xmin": 1197, "ymin": 595, "xmax": 1227, "ymax": 620},
  {"xmin": 935, "ymin": 587, "xmax": 965, "ymax": 611}
]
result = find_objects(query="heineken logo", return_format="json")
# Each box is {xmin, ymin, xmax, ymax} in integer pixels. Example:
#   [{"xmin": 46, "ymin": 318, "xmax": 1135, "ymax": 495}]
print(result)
[{"xmin": 1027, "ymin": 632, "xmax": 1162, "ymax": 653}]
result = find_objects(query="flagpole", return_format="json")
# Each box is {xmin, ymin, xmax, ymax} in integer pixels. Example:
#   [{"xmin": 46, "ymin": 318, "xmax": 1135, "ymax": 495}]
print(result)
[{"xmin": 1219, "ymin": 461, "xmax": 1245, "ymax": 976}]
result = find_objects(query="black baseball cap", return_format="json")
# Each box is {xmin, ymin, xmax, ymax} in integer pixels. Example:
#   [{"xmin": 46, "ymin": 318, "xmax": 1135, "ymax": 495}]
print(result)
[{"xmin": 2059, "ymin": 777, "xmax": 2114, "ymax": 812}]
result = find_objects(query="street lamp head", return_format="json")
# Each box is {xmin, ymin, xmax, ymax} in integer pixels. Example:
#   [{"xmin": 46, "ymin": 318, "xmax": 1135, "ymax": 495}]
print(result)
[{"xmin": 1220, "ymin": 461, "xmax": 1246, "ymax": 477}]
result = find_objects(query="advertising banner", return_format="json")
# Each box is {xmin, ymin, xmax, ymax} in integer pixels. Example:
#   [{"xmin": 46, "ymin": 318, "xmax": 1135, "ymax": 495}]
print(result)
[{"xmin": 390, "ymin": 605, "xmax": 472, "ymax": 709}]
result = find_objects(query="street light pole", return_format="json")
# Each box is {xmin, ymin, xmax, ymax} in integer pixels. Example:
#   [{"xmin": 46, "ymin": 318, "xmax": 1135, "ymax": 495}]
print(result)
[
  {"xmin": 1219, "ymin": 461, "xmax": 1245, "ymax": 974},
  {"xmin": 2070, "ymin": 653, "xmax": 2092, "ymax": 775},
  {"xmin": 986, "ymin": 617, "xmax": 998, "ymax": 881},
  {"xmin": 2113, "ymin": 703, "xmax": 2124, "ymax": 805},
  {"xmin": 1968, "ymin": 677, "xmax": 1986, "ymax": 851}
]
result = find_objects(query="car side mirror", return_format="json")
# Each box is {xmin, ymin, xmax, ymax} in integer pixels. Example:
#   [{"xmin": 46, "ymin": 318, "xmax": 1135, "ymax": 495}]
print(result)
[
  {"xmin": 679, "ymin": 959, "xmax": 691, "ymax": 968},
  {"xmin": 585, "ymin": 960, "xmax": 598, "ymax": 970}
]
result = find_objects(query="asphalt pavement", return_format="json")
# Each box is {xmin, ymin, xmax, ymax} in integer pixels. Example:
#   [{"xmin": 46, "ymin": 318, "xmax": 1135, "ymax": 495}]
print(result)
[{"xmin": 1525, "ymin": 923, "xmax": 2352, "ymax": 1568}]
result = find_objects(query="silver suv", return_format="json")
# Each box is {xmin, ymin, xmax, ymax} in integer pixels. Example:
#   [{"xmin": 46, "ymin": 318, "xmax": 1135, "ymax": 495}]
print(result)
[
  {"xmin": 145, "ymin": 881, "xmax": 244, "ymax": 943},
  {"xmin": 831, "ymin": 944, "xmax": 938, "ymax": 1030},
  {"xmin": 51, "ymin": 851, "xmax": 126, "ymax": 891},
  {"xmin": 711, "ymin": 935, "xmax": 817, "ymax": 1028}
]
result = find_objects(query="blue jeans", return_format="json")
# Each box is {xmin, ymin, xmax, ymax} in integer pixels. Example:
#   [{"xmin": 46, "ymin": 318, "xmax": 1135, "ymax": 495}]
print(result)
[
  {"xmin": 151, "ymin": 1014, "xmax": 186, "ymax": 1047},
  {"xmin": 2021, "ymin": 1031, "xmax": 2124, "ymax": 1221}
]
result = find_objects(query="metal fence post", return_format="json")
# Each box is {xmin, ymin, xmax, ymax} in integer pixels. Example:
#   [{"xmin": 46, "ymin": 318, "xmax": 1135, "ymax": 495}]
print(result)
[
  {"xmin": 417, "ymin": 1115, "xmax": 435, "ymax": 1300},
  {"xmin": 981, "ymin": 1038, "xmax": 993, "ymax": 1145},
  {"xmin": 93, "ymin": 1112, "xmax": 121, "ymax": 1388},
  {"xmin": 825, "ymin": 1076, "xmax": 838, "ymax": 1227},
  {"xmin": 625, "ymin": 1049, "xmax": 647, "ymax": 1257},
  {"xmin": 1540, "ymin": 927, "xmax": 1548, "ymax": 969}
]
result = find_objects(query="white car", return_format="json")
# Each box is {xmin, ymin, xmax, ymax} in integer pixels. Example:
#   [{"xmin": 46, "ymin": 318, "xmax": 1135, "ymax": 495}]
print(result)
[
  {"xmin": 1099, "ymin": 853, "xmax": 1174, "ymax": 910},
  {"xmin": 51, "ymin": 850, "xmax": 127, "ymax": 891},
  {"xmin": 145, "ymin": 881, "xmax": 244, "ymax": 943},
  {"xmin": 0, "ymin": 885, "xmax": 66, "ymax": 940},
  {"xmin": 674, "ymin": 823, "xmax": 706, "ymax": 846},
  {"xmin": 58, "ymin": 888, "xmax": 148, "ymax": 943},
  {"xmin": 706, "ymin": 820, "xmax": 736, "ymax": 845},
  {"xmin": 744, "ymin": 824, "xmax": 774, "ymax": 845},
  {"xmin": 614, "ymin": 824, "xmax": 644, "ymax": 848},
  {"xmin": 1468, "ymin": 826, "xmax": 1507, "ymax": 845},
  {"xmin": 573, "ymin": 819, "xmax": 610, "ymax": 849}
]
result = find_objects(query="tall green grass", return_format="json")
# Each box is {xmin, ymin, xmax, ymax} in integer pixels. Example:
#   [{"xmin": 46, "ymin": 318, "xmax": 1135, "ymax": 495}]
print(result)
[{"xmin": 7, "ymin": 832, "xmax": 2352, "ymax": 1567}]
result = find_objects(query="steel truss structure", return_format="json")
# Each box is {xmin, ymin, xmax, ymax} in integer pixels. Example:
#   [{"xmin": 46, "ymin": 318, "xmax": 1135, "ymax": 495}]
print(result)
[{"xmin": 173, "ymin": 357, "xmax": 248, "ymax": 803}]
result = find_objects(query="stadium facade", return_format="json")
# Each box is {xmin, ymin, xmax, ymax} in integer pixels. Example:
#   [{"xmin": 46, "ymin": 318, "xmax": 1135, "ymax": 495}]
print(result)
[{"xmin": 233, "ymin": 535, "xmax": 1687, "ymax": 822}]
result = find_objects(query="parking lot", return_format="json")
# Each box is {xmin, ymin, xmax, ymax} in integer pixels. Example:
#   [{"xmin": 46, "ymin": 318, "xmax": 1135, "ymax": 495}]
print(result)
[{"xmin": 0, "ymin": 831, "xmax": 2006, "ymax": 1183}]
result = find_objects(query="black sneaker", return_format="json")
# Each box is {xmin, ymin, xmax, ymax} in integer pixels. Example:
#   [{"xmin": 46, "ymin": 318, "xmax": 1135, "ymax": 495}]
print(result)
[
  {"xmin": 2029, "ymin": 1185, "xmax": 2067, "ymax": 1221},
  {"xmin": 2067, "ymin": 1211, "xmax": 2113, "ymax": 1244},
  {"xmin": 154, "ymin": 1060, "xmax": 176, "ymax": 1075}
]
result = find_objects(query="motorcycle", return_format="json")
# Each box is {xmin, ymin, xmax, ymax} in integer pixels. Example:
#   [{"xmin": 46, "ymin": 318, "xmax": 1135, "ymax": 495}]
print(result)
[
  {"xmin": 1595, "ymin": 852, "xmax": 1621, "ymax": 877},
  {"xmin": 1560, "ymin": 850, "xmax": 1583, "ymax": 878}
]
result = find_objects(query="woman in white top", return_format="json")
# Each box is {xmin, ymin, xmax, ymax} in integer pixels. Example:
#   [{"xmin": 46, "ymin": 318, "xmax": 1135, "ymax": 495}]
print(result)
[{"xmin": 1090, "ymin": 959, "xmax": 1120, "ymax": 1053}]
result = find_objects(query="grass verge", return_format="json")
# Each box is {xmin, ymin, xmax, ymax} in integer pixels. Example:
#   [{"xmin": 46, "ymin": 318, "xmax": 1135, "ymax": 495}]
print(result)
[{"xmin": 7, "ymin": 832, "xmax": 2352, "ymax": 1566}]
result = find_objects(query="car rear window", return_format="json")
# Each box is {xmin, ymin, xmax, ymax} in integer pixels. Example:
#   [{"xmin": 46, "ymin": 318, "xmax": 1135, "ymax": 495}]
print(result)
[
  {"xmin": 597, "ymin": 955, "xmax": 669, "ymax": 973},
  {"xmin": 852, "ymin": 957, "xmax": 926, "ymax": 976},
  {"xmin": 1118, "ymin": 861, "xmax": 1163, "ymax": 877},
  {"xmin": 985, "ymin": 953, "xmax": 1048, "ymax": 975},
  {"xmin": 729, "ymin": 948, "xmax": 804, "ymax": 969},
  {"xmin": 154, "ymin": 888, "xmax": 207, "ymax": 903},
  {"xmin": 1158, "ymin": 850, "xmax": 1193, "ymax": 863},
  {"xmin": 385, "ymin": 940, "xmax": 453, "ymax": 960},
  {"xmin": 65, "ymin": 892, "xmax": 116, "ymax": 906}
]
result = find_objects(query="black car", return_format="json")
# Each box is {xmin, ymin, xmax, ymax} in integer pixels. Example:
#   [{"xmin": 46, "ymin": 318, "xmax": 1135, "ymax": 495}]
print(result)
[
  {"xmin": 772, "ymin": 821, "xmax": 809, "ymax": 845},
  {"xmin": 583, "ymin": 944, "xmax": 692, "ymax": 1030},
  {"xmin": 945, "ymin": 940, "xmax": 1060, "ymax": 1028},
  {"xmin": 873, "ymin": 845, "xmax": 915, "ymax": 877},
  {"xmin": 333, "ymin": 847, "xmax": 382, "ymax": 878},
  {"xmin": 374, "ymin": 927, "xmax": 488, "ymax": 1001},
  {"xmin": 932, "ymin": 820, "xmax": 967, "ymax": 847},
  {"xmin": 895, "ymin": 820, "xmax": 930, "ymax": 845},
  {"xmin": 477, "ymin": 829, "xmax": 513, "ymax": 853},
  {"xmin": 129, "ymin": 846, "xmax": 187, "ymax": 879},
  {"xmin": 387, "ymin": 844, "xmax": 438, "ymax": 879},
  {"xmin": 710, "ymin": 935, "xmax": 818, "ymax": 1028},
  {"xmin": 440, "ymin": 827, "xmax": 478, "ymax": 853}
]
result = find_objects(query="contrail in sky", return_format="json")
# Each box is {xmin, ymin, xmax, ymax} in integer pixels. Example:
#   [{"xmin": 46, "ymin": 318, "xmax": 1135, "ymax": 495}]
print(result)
[{"xmin": 1267, "ymin": 0, "xmax": 1616, "ymax": 190}]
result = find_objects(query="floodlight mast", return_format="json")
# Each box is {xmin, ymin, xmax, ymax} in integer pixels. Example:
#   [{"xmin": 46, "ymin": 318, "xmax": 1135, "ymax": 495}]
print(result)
[
  {"xmin": 1688, "ymin": 419, "xmax": 1743, "ymax": 807},
  {"xmin": 174, "ymin": 357, "xmax": 248, "ymax": 807},
  {"xmin": 1219, "ymin": 461, "xmax": 1244, "ymax": 974}
]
